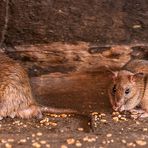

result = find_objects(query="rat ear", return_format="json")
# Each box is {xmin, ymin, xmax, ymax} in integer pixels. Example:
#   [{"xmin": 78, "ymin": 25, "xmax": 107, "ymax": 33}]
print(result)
[
  {"xmin": 107, "ymin": 70, "xmax": 118, "ymax": 79},
  {"xmin": 107, "ymin": 68, "xmax": 118, "ymax": 79},
  {"xmin": 133, "ymin": 72, "xmax": 145, "ymax": 80},
  {"xmin": 102, "ymin": 66, "xmax": 118, "ymax": 79},
  {"xmin": 111, "ymin": 71, "xmax": 118, "ymax": 78},
  {"xmin": 129, "ymin": 72, "xmax": 144, "ymax": 82}
]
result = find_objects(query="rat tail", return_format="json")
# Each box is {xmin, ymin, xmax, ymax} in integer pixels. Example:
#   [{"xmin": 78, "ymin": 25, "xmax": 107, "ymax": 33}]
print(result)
[
  {"xmin": 39, "ymin": 105, "xmax": 78, "ymax": 114},
  {"xmin": 37, "ymin": 105, "xmax": 91, "ymax": 120}
]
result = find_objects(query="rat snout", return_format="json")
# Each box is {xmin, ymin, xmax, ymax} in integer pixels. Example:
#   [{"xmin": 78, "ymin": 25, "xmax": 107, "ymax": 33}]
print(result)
[
  {"xmin": 115, "ymin": 101, "xmax": 121, "ymax": 108},
  {"xmin": 112, "ymin": 102, "xmax": 120, "ymax": 111},
  {"xmin": 113, "ymin": 104, "xmax": 124, "ymax": 112},
  {"xmin": 118, "ymin": 105, "xmax": 125, "ymax": 112},
  {"xmin": 112, "ymin": 106, "xmax": 119, "ymax": 111},
  {"xmin": 113, "ymin": 99, "xmax": 124, "ymax": 111}
]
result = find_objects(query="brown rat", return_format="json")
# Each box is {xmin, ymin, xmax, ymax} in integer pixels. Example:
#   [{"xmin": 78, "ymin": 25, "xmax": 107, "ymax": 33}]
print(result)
[
  {"xmin": 0, "ymin": 52, "xmax": 77, "ymax": 120},
  {"xmin": 108, "ymin": 59, "xmax": 148, "ymax": 117}
]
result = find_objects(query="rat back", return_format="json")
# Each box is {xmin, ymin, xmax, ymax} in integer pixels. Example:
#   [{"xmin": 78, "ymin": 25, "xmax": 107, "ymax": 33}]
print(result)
[
  {"xmin": 0, "ymin": 53, "xmax": 78, "ymax": 119},
  {"xmin": 124, "ymin": 60, "xmax": 148, "ymax": 74},
  {"xmin": 0, "ymin": 53, "xmax": 41, "ymax": 119},
  {"xmin": 124, "ymin": 60, "xmax": 148, "ymax": 111}
]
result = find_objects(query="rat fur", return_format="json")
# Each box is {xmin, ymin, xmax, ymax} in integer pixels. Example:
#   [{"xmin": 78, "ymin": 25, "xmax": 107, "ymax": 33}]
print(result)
[
  {"xmin": 0, "ymin": 52, "xmax": 77, "ymax": 120},
  {"xmin": 108, "ymin": 59, "xmax": 148, "ymax": 117}
]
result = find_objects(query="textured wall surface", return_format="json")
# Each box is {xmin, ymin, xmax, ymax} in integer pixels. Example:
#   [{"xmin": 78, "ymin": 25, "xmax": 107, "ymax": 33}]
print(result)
[
  {"xmin": 0, "ymin": 0, "xmax": 148, "ymax": 46},
  {"xmin": 0, "ymin": 1, "xmax": 6, "ymax": 46}
]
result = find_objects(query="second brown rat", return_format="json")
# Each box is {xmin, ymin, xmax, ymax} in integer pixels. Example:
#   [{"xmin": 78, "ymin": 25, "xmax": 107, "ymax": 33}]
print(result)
[
  {"xmin": 108, "ymin": 59, "xmax": 148, "ymax": 117},
  {"xmin": 0, "ymin": 52, "xmax": 77, "ymax": 120}
]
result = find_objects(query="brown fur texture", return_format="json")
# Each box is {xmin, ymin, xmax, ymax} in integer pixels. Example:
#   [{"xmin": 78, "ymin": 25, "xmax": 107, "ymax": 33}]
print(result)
[
  {"xmin": 0, "ymin": 52, "xmax": 76, "ymax": 120},
  {"xmin": 108, "ymin": 60, "xmax": 148, "ymax": 114}
]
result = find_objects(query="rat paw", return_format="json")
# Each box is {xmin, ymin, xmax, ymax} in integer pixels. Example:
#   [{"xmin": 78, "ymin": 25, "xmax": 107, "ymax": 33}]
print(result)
[
  {"xmin": 130, "ymin": 109, "xmax": 145, "ymax": 114},
  {"xmin": 130, "ymin": 109, "xmax": 145, "ymax": 119},
  {"xmin": 140, "ymin": 112, "xmax": 148, "ymax": 118},
  {"xmin": 10, "ymin": 113, "xmax": 16, "ymax": 119},
  {"xmin": 36, "ymin": 112, "xmax": 43, "ymax": 119}
]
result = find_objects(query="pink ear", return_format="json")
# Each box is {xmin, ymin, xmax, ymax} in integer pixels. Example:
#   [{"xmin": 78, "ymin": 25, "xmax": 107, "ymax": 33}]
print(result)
[
  {"xmin": 128, "ymin": 73, "xmax": 144, "ymax": 82},
  {"xmin": 110, "ymin": 71, "xmax": 118, "ymax": 79},
  {"xmin": 103, "ymin": 66, "xmax": 118, "ymax": 79}
]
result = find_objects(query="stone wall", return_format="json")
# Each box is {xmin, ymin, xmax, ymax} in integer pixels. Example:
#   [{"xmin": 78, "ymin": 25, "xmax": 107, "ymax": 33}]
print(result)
[{"xmin": 0, "ymin": 0, "xmax": 147, "ymax": 46}]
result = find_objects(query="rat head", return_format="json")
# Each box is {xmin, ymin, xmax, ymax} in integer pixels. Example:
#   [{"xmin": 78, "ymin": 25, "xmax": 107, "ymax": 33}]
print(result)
[{"xmin": 108, "ymin": 70, "xmax": 144, "ymax": 112}]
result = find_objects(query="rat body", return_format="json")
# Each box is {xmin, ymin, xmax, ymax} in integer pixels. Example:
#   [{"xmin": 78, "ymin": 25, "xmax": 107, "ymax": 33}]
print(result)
[
  {"xmin": 0, "ymin": 52, "xmax": 76, "ymax": 120},
  {"xmin": 108, "ymin": 59, "xmax": 148, "ymax": 117}
]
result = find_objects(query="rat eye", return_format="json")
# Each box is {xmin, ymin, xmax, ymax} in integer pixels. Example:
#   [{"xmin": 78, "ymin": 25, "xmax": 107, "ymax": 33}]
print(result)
[
  {"xmin": 112, "ymin": 85, "xmax": 116, "ymax": 94},
  {"xmin": 125, "ymin": 88, "xmax": 130, "ymax": 95}
]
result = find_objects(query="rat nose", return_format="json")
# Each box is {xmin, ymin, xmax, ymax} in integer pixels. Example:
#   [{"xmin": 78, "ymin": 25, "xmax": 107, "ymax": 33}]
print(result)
[
  {"xmin": 112, "ymin": 101, "xmax": 121, "ymax": 111},
  {"xmin": 118, "ymin": 106, "xmax": 125, "ymax": 112},
  {"xmin": 113, "ymin": 106, "xmax": 118, "ymax": 111},
  {"xmin": 113, "ymin": 105, "xmax": 119, "ymax": 111},
  {"xmin": 115, "ymin": 101, "xmax": 120, "ymax": 108}
]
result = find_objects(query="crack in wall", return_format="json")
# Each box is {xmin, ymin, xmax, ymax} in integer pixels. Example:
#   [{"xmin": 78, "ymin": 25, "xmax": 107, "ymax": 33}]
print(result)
[{"xmin": 0, "ymin": 0, "xmax": 9, "ymax": 47}]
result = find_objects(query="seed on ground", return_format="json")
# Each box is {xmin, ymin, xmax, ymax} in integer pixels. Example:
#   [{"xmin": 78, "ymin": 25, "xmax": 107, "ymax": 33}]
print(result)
[
  {"xmin": 112, "ymin": 112, "xmax": 120, "ymax": 116},
  {"xmin": 46, "ymin": 144, "xmax": 50, "ymax": 147},
  {"xmin": 102, "ymin": 140, "xmax": 106, "ymax": 144},
  {"xmin": 19, "ymin": 139, "xmax": 27, "ymax": 143},
  {"xmin": 143, "ymin": 128, "xmax": 148, "ymax": 131},
  {"xmin": 121, "ymin": 139, "xmax": 126, "ymax": 144},
  {"xmin": 127, "ymin": 142, "xmax": 136, "ymax": 147},
  {"xmin": 135, "ymin": 140, "xmax": 147, "ymax": 146},
  {"xmin": 32, "ymin": 142, "xmax": 41, "ymax": 148},
  {"xmin": 7, "ymin": 139, "xmax": 14, "ymax": 142},
  {"xmin": 5, "ymin": 143, "xmax": 12, "ymax": 148},
  {"xmin": 36, "ymin": 132, "xmax": 43, "ymax": 136},
  {"xmin": 75, "ymin": 141, "xmax": 82, "ymax": 147},
  {"xmin": 1, "ymin": 139, "xmax": 7, "ymax": 143},
  {"xmin": 83, "ymin": 136, "xmax": 96, "ymax": 142},
  {"xmin": 100, "ymin": 113, "xmax": 106, "ymax": 117},
  {"xmin": 106, "ymin": 133, "xmax": 112, "ymax": 137},
  {"xmin": 120, "ymin": 117, "xmax": 127, "ymax": 121},
  {"xmin": 133, "ymin": 25, "xmax": 141, "ymax": 29},
  {"xmin": 112, "ymin": 117, "xmax": 119, "ymax": 122},
  {"xmin": 66, "ymin": 138, "xmax": 75, "ymax": 144},
  {"xmin": 32, "ymin": 134, "xmax": 36, "ymax": 137},
  {"xmin": 48, "ymin": 122, "xmax": 57, "ymax": 126},
  {"xmin": 91, "ymin": 112, "xmax": 99, "ymax": 115},
  {"xmin": 111, "ymin": 139, "xmax": 114, "ymax": 143},
  {"xmin": 100, "ymin": 119, "xmax": 107, "ymax": 123},
  {"xmin": 77, "ymin": 128, "xmax": 84, "ymax": 131},
  {"xmin": 61, "ymin": 145, "xmax": 68, "ymax": 148},
  {"xmin": 40, "ymin": 140, "xmax": 46, "ymax": 144},
  {"xmin": 60, "ymin": 114, "xmax": 67, "ymax": 118}
]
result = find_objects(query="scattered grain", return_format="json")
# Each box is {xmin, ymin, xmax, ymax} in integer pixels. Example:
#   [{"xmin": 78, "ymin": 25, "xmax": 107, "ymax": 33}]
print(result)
[
  {"xmin": 36, "ymin": 132, "xmax": 43, "ymax": 136},
  {"xmin": 61, "ymin": 145, "xmax": 68, "ymax": 148},
  {"xmin": 135, "ymin": 140, "xmax": 147, "ymax": 146},
  {"xmin": 143, "ymin": 128, "xmax": 148, "ymax": 132},
  {"xmin": 121, "ymin": 139, "xmax": 126, "ymax": 144},
  {"xmin": 66, "ymin": 138, "xmax": 75, "ymax": 145},
  {"xmin": 75, "ymin": 141, "xmax": 82, "ymax": 147},
  {"xmin": 106, "ymin": 134, "xmax": 112, "ymax": 138},
  {"xmin": 5, "ymin": 143, "xmax": 12, "ymax": 148},
  {"xmin": 7, "ymin": 139, "xmax": 14, "ymax": 143},
  {"xmin": 32, "ymin": 142, "xmax": 41, "ymax": 148},
  {"xmin": 77, "ymin": 128, "xmax": 84, "ymax": 131},
  {"xmin": 40, "ymin": 140, "xmax": 46, "ymax": 144},
  {"xmin": 100, "ymin": 119, "xmax": 107, "ymax": 123}
]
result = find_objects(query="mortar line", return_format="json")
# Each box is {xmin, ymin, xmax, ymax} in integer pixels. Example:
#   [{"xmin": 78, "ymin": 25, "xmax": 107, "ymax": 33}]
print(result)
[{"xmin": 0, "ymin": 0, "xmax": 9, "ymax": 48}]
